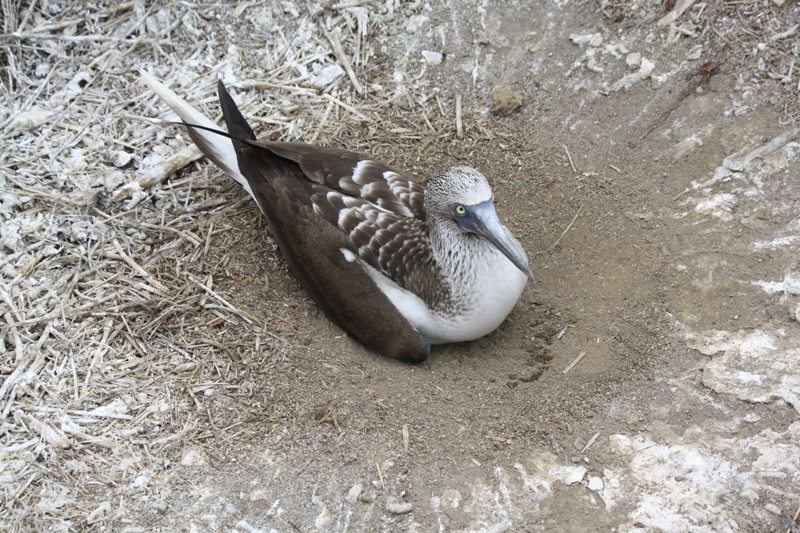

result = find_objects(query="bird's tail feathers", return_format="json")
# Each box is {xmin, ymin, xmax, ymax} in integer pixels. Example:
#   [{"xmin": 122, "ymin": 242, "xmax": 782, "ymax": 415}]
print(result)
[
  {"xmin": 216, "ymin": 80, "xmax": 257, "ymax": 144},
  {"xmin": 139, "ymin": 70, "xmax": 254, "ymax": 200}
]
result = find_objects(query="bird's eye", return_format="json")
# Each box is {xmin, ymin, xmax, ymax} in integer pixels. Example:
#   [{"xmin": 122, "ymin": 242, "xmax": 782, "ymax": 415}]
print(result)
[{"xmin": 454, "ymin": 204, "xmax": 467, "ymax": 216}]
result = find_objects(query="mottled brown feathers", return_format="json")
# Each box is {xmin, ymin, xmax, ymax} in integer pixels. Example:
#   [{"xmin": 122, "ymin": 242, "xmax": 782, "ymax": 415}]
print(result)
[{"xmin": 213, "ymin": 81, "xmax": 430, "ymax": 362}]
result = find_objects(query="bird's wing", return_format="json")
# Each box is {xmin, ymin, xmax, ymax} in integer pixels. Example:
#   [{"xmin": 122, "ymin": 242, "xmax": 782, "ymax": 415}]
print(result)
[
  {"xmin": 234, "ymin": 141, "xmax": 436, "ymax": 293},
  {"xmin": 215, "ymin": 81, "xmax": 429, "ymax": 362},
  {"xmin": 239, "ymin": 142, "xmax": 441, "ymax": 299},
  {"xmin": 232, "ymin": 146, "xmax": 429, "ymax": 362},
  {"xmin": 306, "ymin": 189, "xmax": 439, "ymax": 294},
  {"xmin": 248, "ymin": 141, "xmax": 427, "ymax": 220}
]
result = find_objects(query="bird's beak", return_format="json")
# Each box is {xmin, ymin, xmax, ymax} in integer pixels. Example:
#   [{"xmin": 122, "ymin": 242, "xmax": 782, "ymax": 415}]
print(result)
[{"xmin": 462, "ymin": 200, "xmax": 537, "ymax": 284}]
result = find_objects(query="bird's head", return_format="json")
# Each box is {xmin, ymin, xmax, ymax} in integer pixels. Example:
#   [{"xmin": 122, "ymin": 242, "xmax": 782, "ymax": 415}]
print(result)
[{"xmin": 426, "ymin": 166, "xmax": 536, "ymax": 284}]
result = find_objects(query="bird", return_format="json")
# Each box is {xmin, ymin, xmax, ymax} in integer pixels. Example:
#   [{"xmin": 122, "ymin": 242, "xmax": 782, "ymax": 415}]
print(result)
[{"xmin": 140, "ymin": 71, "xmax": 536, "ymax": 363}]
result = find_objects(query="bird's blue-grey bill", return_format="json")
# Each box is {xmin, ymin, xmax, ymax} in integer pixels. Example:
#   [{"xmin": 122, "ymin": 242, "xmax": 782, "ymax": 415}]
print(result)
[{"xmin": 470, "ymin": 201, "xmax": 537, "ymax": 284}]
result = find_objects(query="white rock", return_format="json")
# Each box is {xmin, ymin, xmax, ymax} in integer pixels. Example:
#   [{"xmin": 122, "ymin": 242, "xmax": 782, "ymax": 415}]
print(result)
[
  {"xmin": 640, "ymin": 58, "xmax": 655, "ymax": 76},
  {"xmin": 314, "ymin": 505, "xmax": 331, "ymax": 529},
  {"xmin": 87, "ymin": 501, "xmax": 112, "ymax": 524},
  {"xmin": 386, "ymin": 501, "xmax": 413, "ymax": 514},
  {"xmin": 144, "ymin": 10, "xmax": 168, "ymax": 35},
  {"xmin": 608, "ymin": 57, "xmax": 655, "ymax": 92},
  {"xmin": 687, "ymin": 45, "xmax": 703, "ymax": 60},
  {"xmin": 249, "ymin": 488, "xmax": 269, "ymax": 502},
  {"xmin": 235, "ymin": 519, "xmax": 265, "ymax": 533},
  {"xmin": 346, "ymin": 483, "xmax": 362, "ymax": 504},
  {"xmin": 587, "ymin": 476, "xmax": 604, "ymax": 492},
  {"xmin": 421, "ymin": 50, "xmax": 443, "ymax": 66},
  {"xmin": 8, "ymin": 105, "xmax": 54, "ymax": 134},
  {"xmin": 609, "ymin": 434, "xmax": 632, "ymax": 453},
  {"xmin": 570, "ymin": 33, "xmax": 603, "ymax": 47},
  {"xmin": 405, "ymin": 15, "xmax": 428, "ymax": 33},
  {"xmin": 743, "ymin": 413, "xmax": 762, "ymax": 423},
  {"xmin": 550, "ymin": 464, "xmax": 587, "ymax": 485},
  {"xmin": 112, "ymin": 150, "xmax": 133, "ymax": 167},
  {"xmin": 313, "ymin": 64, "xmax": 345, "ymax": 90},
  {"xmin": 626, "ymin": 53, "xmax": 641, "ymax": 67},
  {"xmin": 586, "ymin": 53, "xmax": 604, "ymax": 73},
  {"xmin": 181, "ymin": 449, "xmax": 207, "ymax": 466},
  {"xmin": 441, "ymin": 489, "xmax": 461, "ymax": 508}
]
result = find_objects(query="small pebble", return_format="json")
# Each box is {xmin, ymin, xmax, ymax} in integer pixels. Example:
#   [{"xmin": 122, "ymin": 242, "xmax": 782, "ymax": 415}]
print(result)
[
  {"xmin": 249, "ymin": 488, "xmax": 269, "ymax": 502},
  {"xmin": 764, "ymin": 502, "xmax": 782, "ymax": 515},
  {"xmin": 421, "ymin": 50, "xmax": 443, "ymax": 66},
  {"xmin": 564, "ymin": 466, "xmax": 587, "ymax": 485},
  {"xmin": 386, "ymin": 502, "xmax": 413, "ymax": 515},
  {"xmin": 86, "ymin": 501, "xmax": 112, "ymax": 524},
  {"xmin": 490, "ymin": 85, "xmax": 523, "ymax": 116},
  {"xmin": 570, "ymin": 33, "xmax": 603, "ymax": 47},
  {"xmin": 626, "ymin": 53, "xmax": 641, "ymax": 67},
  {"xmin": 441, "ymin": 489, "xmax": 461, "ymax": 508},
  {"xmin": 180, "ymin": 449, "xmax": 207, "ymax": 466},
  {"xmin": 687, "ymin": 45, "xmax": 703, "ymax": 60},
  {"xmin": 346, "ymin": 483, "xmax": 362, "ymax": 504},
  {"xmin": 405, "ymin": 15, "xmax": 428, "ymax": 33},
  {"xmin": 742, "ymin": 413, "xmax": 761, "ymax": 423},
  {"xmin": 314, "ymin": 64, "xmax": 345, "ymax": 90},
  {"xmin": 111, "ymin": 150, "xmax": 133, "ymax": 167},
  {"xmin": 587, "ymin": 476, "xmax": 604, "ymax": 492}
]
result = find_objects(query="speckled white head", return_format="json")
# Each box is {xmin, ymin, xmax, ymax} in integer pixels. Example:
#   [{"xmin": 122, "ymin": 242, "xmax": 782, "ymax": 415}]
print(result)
[
  {"xmin": 423, "ymin": 165, "xmax": 535, "ymax": 284},
  {"xmin": 425, "ymin": 166, "xmax": 493, "ymax": 218}
]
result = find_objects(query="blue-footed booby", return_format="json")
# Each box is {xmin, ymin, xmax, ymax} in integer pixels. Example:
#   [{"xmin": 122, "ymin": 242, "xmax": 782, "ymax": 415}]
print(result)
[{"xmin": 140, "ymin": 71, "xmax": 536, "ymax": 363}]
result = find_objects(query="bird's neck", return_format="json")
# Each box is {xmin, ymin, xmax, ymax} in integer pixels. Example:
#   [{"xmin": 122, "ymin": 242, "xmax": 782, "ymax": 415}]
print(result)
[
  {"xmin": 426, "ymin": 216, "xmax": 528, "ymax": 328},
  {"xmin": 428, "ymin": 217, "xmax": 488, "ymax": 295}
]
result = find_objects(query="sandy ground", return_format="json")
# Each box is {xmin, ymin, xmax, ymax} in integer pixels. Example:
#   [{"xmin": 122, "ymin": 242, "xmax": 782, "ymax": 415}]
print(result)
[{"xmin": 1, "ymin": 0, "xmax": 799, "ymax": 531}]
